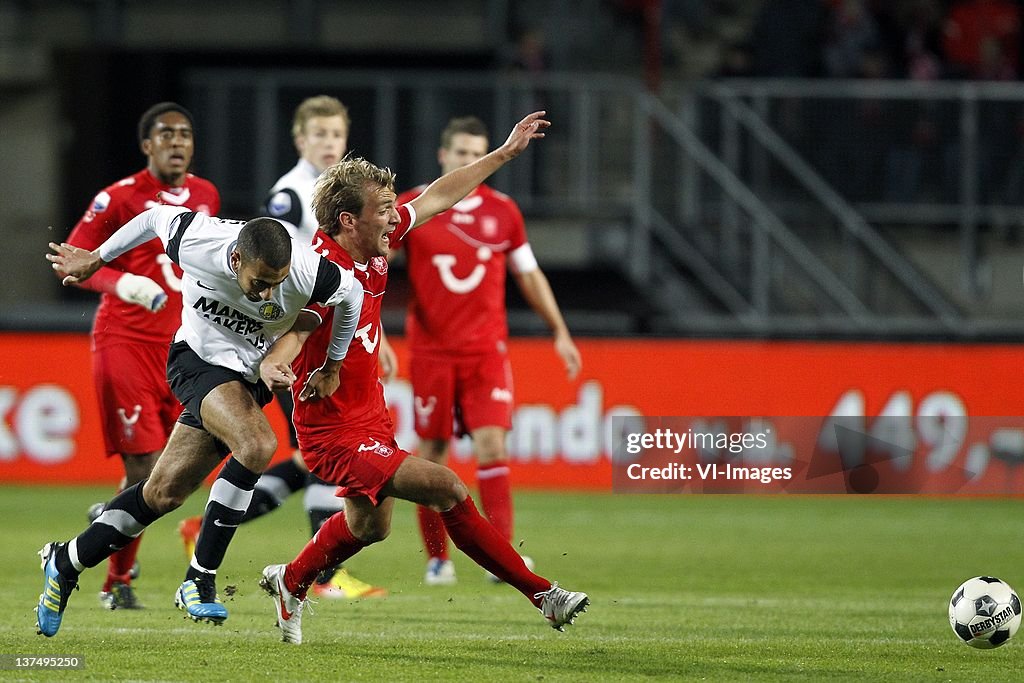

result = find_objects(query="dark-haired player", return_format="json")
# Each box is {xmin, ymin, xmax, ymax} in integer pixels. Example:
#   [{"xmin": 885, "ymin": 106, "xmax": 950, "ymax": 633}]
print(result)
[
  {"xmin": 177, "ymin": 95, "xmax": 385, "ymax": 600},
  {"xmin": 38, "ymin": 205, "xmax": 363, "ymax": 637},
  {"xmin": 66, "ymin": 102, "xmax": 219, "ymax": 610}
]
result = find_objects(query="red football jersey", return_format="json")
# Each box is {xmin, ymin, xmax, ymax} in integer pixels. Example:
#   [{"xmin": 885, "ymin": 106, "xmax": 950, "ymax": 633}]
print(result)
[
  {"xmin": 293, "ymin": 204, "xmax": 414, "ymax": 438},
  {"xmin": 67, "ymin": 169, "xmax": 220, "ymax": 347},
  {"xmin": 393, "ymin": 184, "xmax": 527, "ymax": 354}
]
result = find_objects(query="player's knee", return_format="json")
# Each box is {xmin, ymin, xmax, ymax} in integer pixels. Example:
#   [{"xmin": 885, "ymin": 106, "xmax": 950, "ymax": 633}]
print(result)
[
  {"xmin": 349, "ymin": 516, "xmax": 391, "ymax": 544},
  {"xmin": 475, "ymin": 446, "xmax": 505, "ymax": 466},
  {"xmin": 418, "ymin": 440, "xmax": 448, "ymax": 464},
  {"xmin": 142, "ymin": 479, "xmax": 187, "ymax": 514},
  {"xmin": 473, "ymin": 435, "xmax": 506, "ymax": 465},
  {"xmin": 432, "ymin": 470, "xmax": 468, "ymax": 510},
  {"xmin": 232, "ymin": 432, "xmax": 278, "ymax": 470}
]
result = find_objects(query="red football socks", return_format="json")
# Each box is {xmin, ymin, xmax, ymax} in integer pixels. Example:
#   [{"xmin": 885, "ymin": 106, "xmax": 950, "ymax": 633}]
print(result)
[
  {"xmin": 284, "ymin": 511, "xmax": 367, "ymax": 597},
  {"xmin": 417, "ymin": 505, "xmax": 450, "ymax": 560},
  {"xmin": 477, "ymin": 461, "xmax": 513, "ymax": 542},
  {"xmin": 441, "ymin": 496, "xmax": 549, "ymax": 606},
  {"xmin": 103, "ymin": 533, "xmax": 142, "ymax": 590}
]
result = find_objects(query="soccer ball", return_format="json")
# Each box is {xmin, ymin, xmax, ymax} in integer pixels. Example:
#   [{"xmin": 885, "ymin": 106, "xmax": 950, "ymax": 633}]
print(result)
[{"xmin": 948, "ymin": 576, "xmax": 1021, "ymax": 649}]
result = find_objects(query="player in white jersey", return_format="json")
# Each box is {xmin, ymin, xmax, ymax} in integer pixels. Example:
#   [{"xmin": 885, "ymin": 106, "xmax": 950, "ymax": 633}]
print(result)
[
  {"xmin": 188, "ymin": 96, "xmax": 383, "ymax": 599},
  {"xmin": 263, "ymin": 96, "xmax": 349, "ymax": 241},
  {"xmin": 37, "ymin": 208, "xmax": 363, "ymax": 637}
]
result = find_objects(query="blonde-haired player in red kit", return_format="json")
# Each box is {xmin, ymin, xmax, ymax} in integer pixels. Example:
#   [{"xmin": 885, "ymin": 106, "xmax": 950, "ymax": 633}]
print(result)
[
  {"xmin": 257, "ymin": 112, "xmax": 588, "ymax": 644},
  {"xmin": 392, "ymin": 116, "xmax": 581, "ymax": 585}
]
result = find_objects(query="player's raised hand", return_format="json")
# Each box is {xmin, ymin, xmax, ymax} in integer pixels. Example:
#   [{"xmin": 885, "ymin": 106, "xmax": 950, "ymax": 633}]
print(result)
[
  {"xmin": 499, "ymin": 111, "xmax": 550, "ymax": 159},
  {"xmin": 47, "ymin": 241, "xmax": 104, "ymax": 285}
]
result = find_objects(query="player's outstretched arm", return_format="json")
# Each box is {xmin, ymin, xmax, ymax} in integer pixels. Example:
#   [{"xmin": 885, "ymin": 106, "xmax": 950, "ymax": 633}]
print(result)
[
  {"xmin": 262, "ymin": 311, "xmax": 321, "ymax": 392},
  {"xmin": 47, "ymin": 206, "xmax": 177, "ymax": 286},
  {"xmin": 63, "ymin": 206, "xmax": 168, "ymax": 311},
  {"xmin": 409, "ymin": 111, "xmax": 550, "ymax": 227},
  {"xmin": 513, "ymin": 268, "xmax": 582, "ymax": 380},
  {"xmin": 299, "ymin": 279, "xmax": 364, "ymax": 401},
  {"xmin": 47, "ymin": 242, "xmax": 167, "ymax": 312}
]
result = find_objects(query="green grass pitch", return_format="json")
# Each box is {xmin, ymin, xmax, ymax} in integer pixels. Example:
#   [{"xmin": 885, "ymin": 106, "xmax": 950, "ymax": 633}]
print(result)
[{"xmin": 1, "ymin": 485, "xmax": 1022, "ymax": 681}]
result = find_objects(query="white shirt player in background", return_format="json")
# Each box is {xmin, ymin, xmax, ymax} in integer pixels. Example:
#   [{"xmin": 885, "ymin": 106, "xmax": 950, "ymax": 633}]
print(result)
[
  {"xmin": 38, "ymin": 208, "xmax": 363, "ymax": 636},
  {"xmin": 263, "ymin": 96, "xmax": 350, "ymax": 242},
  {"xmin": 245, "ymin": 95, "xmax": 386, "ymax": 599}
]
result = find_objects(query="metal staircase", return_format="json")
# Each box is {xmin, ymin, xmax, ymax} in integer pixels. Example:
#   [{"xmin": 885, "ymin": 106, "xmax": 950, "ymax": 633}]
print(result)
[{"xmin": 629, "ymin": 85, "xmax": 964, "ymax": 336}]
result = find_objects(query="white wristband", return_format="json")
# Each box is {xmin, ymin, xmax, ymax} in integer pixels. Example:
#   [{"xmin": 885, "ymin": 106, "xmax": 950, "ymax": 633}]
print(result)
[{"xmin": 115, "ymin": 273, "xmax": 167, "ymax": 312}]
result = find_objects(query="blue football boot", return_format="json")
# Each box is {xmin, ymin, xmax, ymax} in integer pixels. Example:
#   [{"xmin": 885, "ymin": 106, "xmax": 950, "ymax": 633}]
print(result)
[
  {"xmin": 175, "ymin": 576, "xmax": 227, "ymax": 624},
  {"xmin": 36, "ymin": 542, "xmax": 78, "ymax": 637}
]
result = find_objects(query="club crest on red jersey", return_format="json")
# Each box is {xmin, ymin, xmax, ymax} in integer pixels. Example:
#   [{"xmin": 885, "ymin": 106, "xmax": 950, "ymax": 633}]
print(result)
[
  {"xmin": 370, "ymin": 256, "xmax": 388, "ymax": 275},
  {"xmin": 482, "ymin": 215, "xmax": 499, "ymax": 237},
  {"xmin": 357, "ymin": 438, "xmax": 394, "ymax": 457}
]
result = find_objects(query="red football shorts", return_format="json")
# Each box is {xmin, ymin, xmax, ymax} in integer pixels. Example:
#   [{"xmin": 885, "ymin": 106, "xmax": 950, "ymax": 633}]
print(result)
[
  {"xmin": 93, "ymin": 341, "xmax": 181, "ymax": 457},
  {"xmin": 300, "ymin": 428, "xmax": 410, "ymax": 505},
  {"xmin": 409, "ymin": 349, "xmax": 514, "ymax": 440}
]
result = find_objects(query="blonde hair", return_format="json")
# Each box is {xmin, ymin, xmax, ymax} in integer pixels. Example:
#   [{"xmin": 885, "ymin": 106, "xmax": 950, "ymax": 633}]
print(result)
[
  {"xmin": 313, "ymin": 156, "xmax": 396, "ymax": 235},
  {"xmin": 441, "ymin": 116, "xmax": 489, "ymax": 148},
  {"xmin": 292, "ymin": 95, "xmax": 350, "ymax": 139}
]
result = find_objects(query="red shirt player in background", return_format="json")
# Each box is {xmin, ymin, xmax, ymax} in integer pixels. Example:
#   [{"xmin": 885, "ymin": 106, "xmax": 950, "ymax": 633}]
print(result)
[
  {"xmin": 255, "ymin": 112, "xmax": 588, "ymax": 645},
  {"xmin": 65, "ymin": 102, "xmax": 220, "ymax": 610},
  {"xmin": 391, "ymin": 116, "xmax": 581, "ymax": 586}
]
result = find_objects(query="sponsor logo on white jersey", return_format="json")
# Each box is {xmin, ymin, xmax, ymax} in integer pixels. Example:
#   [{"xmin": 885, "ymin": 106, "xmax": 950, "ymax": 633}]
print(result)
[{"xmin": 193, "ymin": 297, "xmax": 268, "ymax": 350}]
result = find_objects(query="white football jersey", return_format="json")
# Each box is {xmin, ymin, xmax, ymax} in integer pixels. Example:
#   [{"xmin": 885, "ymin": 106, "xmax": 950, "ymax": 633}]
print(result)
[
  {"xmin": 98, "ymin": 205, "xmax": 355, "ymax": 382},
  {"xmin": 261, "ymin": 159, "xmax": 319, "ymax": 243}
]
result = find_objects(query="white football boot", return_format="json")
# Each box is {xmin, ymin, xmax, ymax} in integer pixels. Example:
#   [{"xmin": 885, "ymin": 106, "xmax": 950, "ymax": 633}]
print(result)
[
  {"xmin": 534, "ymin": 582, "xmax": 589, "ymax": 631},
  {"xmin": 259, "ymin": 564, "xmax": 309, "ymax": 644}
]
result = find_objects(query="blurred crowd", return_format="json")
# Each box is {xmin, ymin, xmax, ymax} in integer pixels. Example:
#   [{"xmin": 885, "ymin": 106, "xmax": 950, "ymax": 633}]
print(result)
[{"xmin": 734, "ymin": 0, "xmax": 1023, "ymax": 81}]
